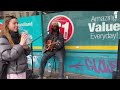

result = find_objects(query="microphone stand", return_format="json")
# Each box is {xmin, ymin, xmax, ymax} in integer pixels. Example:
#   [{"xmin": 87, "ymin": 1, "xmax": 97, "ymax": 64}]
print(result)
[
  {"xmin": 27, "ymin": 31, "xmax": 49, "ymax": 79},
  {"xmin": 30, "ymin": 42, "xmax": 34, "ymax": 78}
]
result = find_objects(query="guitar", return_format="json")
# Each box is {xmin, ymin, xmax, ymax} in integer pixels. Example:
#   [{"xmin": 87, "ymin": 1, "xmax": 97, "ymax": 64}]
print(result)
[{"xmin": 42, "ymin": 40, "xmax": 60, "ymax": 53}]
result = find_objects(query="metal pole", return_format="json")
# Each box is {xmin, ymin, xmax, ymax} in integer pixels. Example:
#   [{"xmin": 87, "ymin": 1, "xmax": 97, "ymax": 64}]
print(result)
[{"xmin": 31, "ymin": 43, "xmax": 34, "ymax": 75}]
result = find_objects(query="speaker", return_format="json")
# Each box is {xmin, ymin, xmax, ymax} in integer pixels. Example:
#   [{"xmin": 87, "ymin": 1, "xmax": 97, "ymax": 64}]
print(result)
[
  {"xmin": 112, "ymin": 70, "xmax": 120, "ymax": 79},
  {"xmin": 26, "ymin": 69, "xmax": 39, "ymax": 79},
  {"xmin": 112, "ymin": 39, "xmax": 120, "ymax": 79},
  {"xmin": 26, "ymin": 69, "xmax": 33, "ymax": 79}
]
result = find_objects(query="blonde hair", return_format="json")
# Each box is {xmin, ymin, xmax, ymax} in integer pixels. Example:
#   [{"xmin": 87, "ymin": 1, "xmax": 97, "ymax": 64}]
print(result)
[{"xmin": 0, "ymin": 16, "xmax": 19, "ymax": 47}]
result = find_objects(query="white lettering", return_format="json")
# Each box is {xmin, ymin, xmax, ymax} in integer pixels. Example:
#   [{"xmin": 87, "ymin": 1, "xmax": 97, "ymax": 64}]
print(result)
[
  {"xmin": 95, "ymin": 24, "xmax": 102, "ymax": 32},
  {"xmin": 102, "ymin": 22, "xmax": 105, "ymax": 32},
  {"xmin": 88, "ymin": 22, "xmax": 120, "ymax": 32},
  {"xmin": 88, "ymin": 23, "xmax": 96, "ymax": 32},
  {"xmin": 106, "ymin": 24, "xmax": 113, "ymax": 32},
  {"xmin": 91, "ymin": 16, "xmax": 96, "ymax": 22},
  {"xmin": 18, "ymin": 22, "xmax": 32, "ymax": 27},
  {"xmin": 90, "ymin": 32, "xmax": 118, "ymax": 40},
  {"xmin": 113, "ymin": 23, "xmax": 120, "ymax": 31},
  {"xmin": 90, "ymin": 15, "xmax": 116, "ymax": 22}
]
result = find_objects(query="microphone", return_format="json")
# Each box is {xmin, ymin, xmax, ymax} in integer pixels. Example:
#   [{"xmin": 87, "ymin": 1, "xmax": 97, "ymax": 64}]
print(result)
[
  {"xmin": 26, "ymin": 30, "xmax": 50, "ymax": 45},
  {"xmin": 29, "ymin": 30, "xmax": 50, "ymax": 44}
]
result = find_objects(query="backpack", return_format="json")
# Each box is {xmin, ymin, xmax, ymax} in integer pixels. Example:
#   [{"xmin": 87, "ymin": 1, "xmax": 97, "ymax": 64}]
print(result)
[
  {"xmin": 0, "ymin": 59, "xmax": 9, "ymax": 79},
  {"xmin": 0, "ymin": 35, "xmax": 9, "ymax": 79}
]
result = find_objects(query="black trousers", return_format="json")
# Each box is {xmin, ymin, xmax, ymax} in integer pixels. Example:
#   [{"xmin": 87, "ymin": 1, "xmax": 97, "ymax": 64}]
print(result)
[{"xmin": 39, "ymin": 50, "xmax": 64, "ymax": 78}]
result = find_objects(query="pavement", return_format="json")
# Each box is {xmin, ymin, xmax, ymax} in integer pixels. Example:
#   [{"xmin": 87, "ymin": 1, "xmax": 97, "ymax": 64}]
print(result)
[{"xmin": 30, "ymin": 69, "xmax": 104, "ymax": 79}]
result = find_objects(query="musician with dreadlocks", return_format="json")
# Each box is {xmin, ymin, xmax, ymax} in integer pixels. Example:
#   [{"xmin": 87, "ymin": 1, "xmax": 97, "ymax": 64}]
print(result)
[{"xmin": 39, "ymin": 21, "xmax": 65, "ymax": 79}]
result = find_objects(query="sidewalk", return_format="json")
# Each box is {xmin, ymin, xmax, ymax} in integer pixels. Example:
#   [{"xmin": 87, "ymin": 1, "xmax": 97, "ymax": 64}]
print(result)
[{"xmin": 32, "ymin": 69, "xmax": 104, "ymax": 79}]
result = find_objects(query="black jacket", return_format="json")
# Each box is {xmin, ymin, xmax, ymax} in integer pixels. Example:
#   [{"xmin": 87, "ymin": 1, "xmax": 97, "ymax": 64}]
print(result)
[{"xmin": 44, "ymin": 33, "xmax": 65, "ymax": 53}]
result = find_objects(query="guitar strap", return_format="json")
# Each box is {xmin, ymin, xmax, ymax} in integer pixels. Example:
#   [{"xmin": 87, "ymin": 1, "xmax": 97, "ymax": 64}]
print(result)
[
  {"xmin": 52, "ymin": 36, "xmax": 58, "ymax": 42},
  {"xmin": 51, "ymin": 36, "xmax": 59, "ymax": 51}
]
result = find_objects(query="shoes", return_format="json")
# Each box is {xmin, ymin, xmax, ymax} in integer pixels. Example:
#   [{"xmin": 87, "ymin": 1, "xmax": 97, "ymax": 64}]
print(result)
[
  {"xmin": 36, "ymin": 76, "xmax": 47, "ymax": 79},
  {"xmin": 36, "ymin": 76, "xmax": 43, "ymax": 79},
  {"xmin": 57, "ymin": 77, "xmax": 64, "ymax": 79}
]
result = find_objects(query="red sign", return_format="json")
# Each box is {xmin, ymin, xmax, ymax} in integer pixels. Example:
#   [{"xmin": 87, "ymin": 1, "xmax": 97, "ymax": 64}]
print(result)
[
  {"xmin": 47, "ymin": 15, "xmax": 74, "ymax": 43},
  {"xmin": 0, "ymin": 23, "xmax": 3, "ymax": 31}
]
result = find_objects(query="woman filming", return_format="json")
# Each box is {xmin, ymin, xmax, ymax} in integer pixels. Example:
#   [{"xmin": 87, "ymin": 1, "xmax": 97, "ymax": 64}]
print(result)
[{"xmin": 0, "ymin": 16, "xmax": 31, "ymax": 79}]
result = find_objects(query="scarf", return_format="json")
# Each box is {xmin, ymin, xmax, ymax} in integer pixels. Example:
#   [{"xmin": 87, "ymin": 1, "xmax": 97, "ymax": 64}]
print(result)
[{"xmin": 9, "ymin": 30, "xmax": 20, "ymax": 44}]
